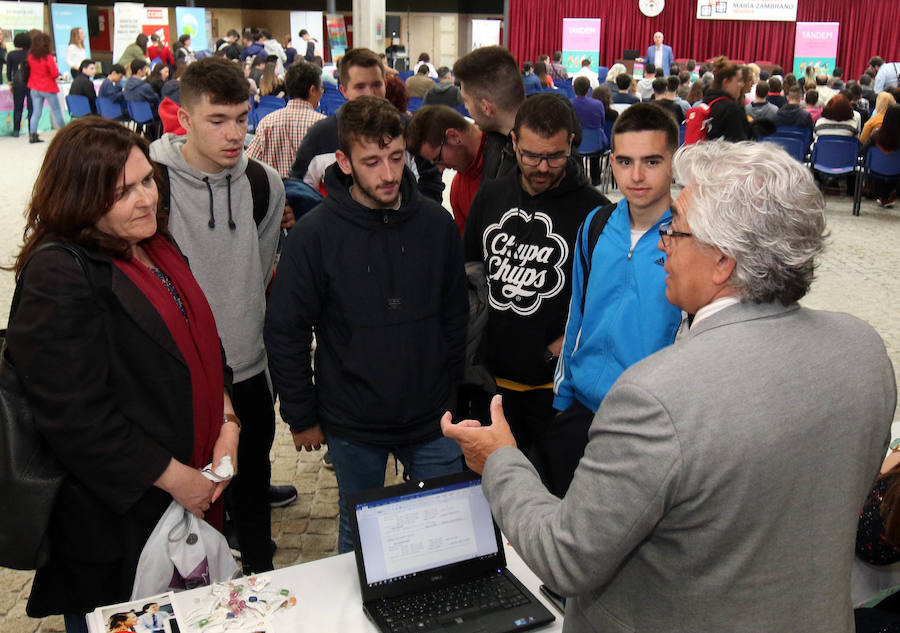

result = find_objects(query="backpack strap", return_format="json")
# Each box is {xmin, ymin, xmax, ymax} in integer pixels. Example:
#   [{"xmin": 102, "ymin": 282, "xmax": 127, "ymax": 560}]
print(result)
[
  {"xmin": 245, "ymin": 158, "xmax": 271, "ymax": 228},
  {"xmin": 160, "ymin": 160, "xmax": 271, "ymax": 229},
  {"xmin": 579, "ymin": 202, "xmax": 617, "ymax": 313}
]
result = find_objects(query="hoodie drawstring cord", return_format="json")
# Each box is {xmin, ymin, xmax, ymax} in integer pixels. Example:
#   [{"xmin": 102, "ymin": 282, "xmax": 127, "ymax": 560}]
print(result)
[
  {"xmin": 203, "ymin": 177, "xmax": 215, "ymax": 229},
  {"xmin": 226, "ymin": 175, "xmax": 236, "ymax": 230},
  {"xmin": 203, "ymin": 175, "xmax": 237, "ymax": 231}
]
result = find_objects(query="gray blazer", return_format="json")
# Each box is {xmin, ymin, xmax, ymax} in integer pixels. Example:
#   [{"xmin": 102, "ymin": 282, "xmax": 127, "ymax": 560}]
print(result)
[{"xmin": 483, "ymin": 302, "xmax": 896, "ymax": 632}]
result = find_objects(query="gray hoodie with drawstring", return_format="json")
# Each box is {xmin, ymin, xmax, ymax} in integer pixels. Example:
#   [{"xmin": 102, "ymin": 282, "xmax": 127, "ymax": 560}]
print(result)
[{"xmin": 150, "ymin": 133, "xmax": 285, "ymax": 383}]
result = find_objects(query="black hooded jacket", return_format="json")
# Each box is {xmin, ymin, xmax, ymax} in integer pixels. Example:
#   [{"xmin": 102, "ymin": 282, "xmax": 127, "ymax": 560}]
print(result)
[
  {"xmin": 265, "ymin": 163, "xmax": 468, "ymax": 446},
  {"xmin": 464, "ymin": 158, "xmax": 610, "ymax": 385}
]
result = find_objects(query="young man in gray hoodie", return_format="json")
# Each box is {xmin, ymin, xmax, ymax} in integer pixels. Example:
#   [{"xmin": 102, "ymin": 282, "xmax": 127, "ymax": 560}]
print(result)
[{"xmin": 149, "ymin": 56, "xmax": 289, "ymax": 574}]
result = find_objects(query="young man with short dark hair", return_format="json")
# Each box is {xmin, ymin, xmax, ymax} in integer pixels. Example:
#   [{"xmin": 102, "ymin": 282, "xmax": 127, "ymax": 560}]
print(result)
[
  {"xmin": 124, "ymin": 59, "xmax": 158, "ymax": 105},
  {"xmin": 290, "ymin": 47, "xmax": 443, "ymax": 202},
  {"xmin": 150, "ymin": 57, "xmax": 290, "ymax": 575},
  {"xmin": 453, "ymin": 46, "xmax": 527, "ymax": 181},
  {"xmin": 266, "ymin": 96, "xmax": 468, "ymax": 554},
  {"xmin": 247, "ymin": 61, "xmax": 326, "ymax": 178},
  {"xmin": 70, "ymin": 58, "xmax": 98, "ymax": 113},
  {"xmin": 405, "ymin": 63, "xmax": 434, "ymax": 98},
  {"xmin": 775, "ymin": 85, "xmax": 814, "ymax": 129},
  {"xmin": 99, "ymin": 63, "xmax": 126, "ymax": 105},
  {"xmin": 463, "ymin": 94, "xmax": 609, "ymax": 482},
  {"xmin": 551, "ymin": 104, "xmax": 683, "ymax": 496},
  {"xmin": 406, "ymin": 104, "xmax": 486, "ymax": 233}
]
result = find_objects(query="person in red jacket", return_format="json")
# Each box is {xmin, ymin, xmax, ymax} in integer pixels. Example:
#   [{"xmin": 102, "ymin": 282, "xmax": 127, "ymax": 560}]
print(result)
[
  {"xmin": 26, "ymin": 31, "xmax": 64, "ymax": 144},
  {"xmin": 147, "ymin": 32, "xmax": 174, "ymax": 68}
]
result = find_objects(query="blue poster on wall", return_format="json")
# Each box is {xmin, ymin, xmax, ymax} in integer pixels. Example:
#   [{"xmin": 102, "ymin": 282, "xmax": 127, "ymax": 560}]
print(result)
[
  {"xmin": 50, "ymin": 3, "xmax": 91, "ymax": 77},
  {"xmin": 175, "ymin": 7, "xmax": 207, "ymax": 53}
]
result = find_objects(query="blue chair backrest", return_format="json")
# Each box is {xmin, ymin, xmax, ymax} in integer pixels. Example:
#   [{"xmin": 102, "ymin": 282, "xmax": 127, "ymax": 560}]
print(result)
[
  {"xmin": 596, "ymin": 66, "xmax": 608, "ymax": 84},
  {"xmin": 66, "ymin": 94, "xmax": 92, "ymax": 118},
  {"xmin": 605, "ymin": 119, "xmax": 616, "ymax": 146},
  {"xmin": 554, "ymin": 78, "xmax": 575, "ymax": 98},
  {"xmin": 811, "ymin": 136, "xmax": 859, "ymax": 171},
  {"xmin": 150, "ymin": 57, "xmax": 163, "ymax": 67},
  {"xmin": 254, "ymin": 106, "xmax": 282, "ymax": 125},
  {"xmin": 763, "ymin": 135, "xmax": 807, "ymax": 163},
  {"xmin": 866, "ymin": 146, "xmax": 900, "ymax": 177},
  {"xmin": 407, "ymin": 97, "xmax": 424, "ymax": 113},
  {"xmin": 96, "ymin": 97, "xmax": 124, "ymax": 120},
  {"xmin": 258, "ymin": 95, "xmax": 287, "ymax": 110},
  {"xmin": 577, "ymin": 126, "xmax": 607, "ymax": 155},
  {"xmin": 679, "ymin": 124, "xmax": 686, "ymax": 146},
  {"xmin": 454, "ymin": 103, "xmax": 470, "ymax": 118},
  {"xmin": 775, "ymin": 125, "xmax": 812, "ymax": 149},
  {"xmin": 126, "ymin": 100, "xmax": 154, "ymax": 124},
  {"xmin": 398, "ymin": 70, "xmax": 414, "ymax": 81}
]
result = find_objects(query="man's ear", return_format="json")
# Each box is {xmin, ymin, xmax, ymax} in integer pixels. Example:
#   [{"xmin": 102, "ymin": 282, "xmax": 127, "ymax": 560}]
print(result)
[
  {"xmin": 445, "ymin": 128, "xmax": 462, "ymax": 145},
  {"xmin": 335, "ymin": 149, "xmax": 353, "ymax": 176},
  {"xmin": 712, "ymin": 252, "xmax": 737, "ymax": 286},
  {"xmin": 510, "ymin": 129, "xmax": 518, "ymax": 152},
  {"xmin": 480, "ymin": 98, "xmax": 494, "ymax": 119},
  {"xmin": 177, "ymin": 106, "xmax": 191, "ymax": 134}
]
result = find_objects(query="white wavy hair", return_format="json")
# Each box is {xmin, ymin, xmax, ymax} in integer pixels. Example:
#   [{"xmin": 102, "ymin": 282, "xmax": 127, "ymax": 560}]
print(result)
[{"xmin": 672, "ymin": 140, "xmax": 827, "ymax": 304}]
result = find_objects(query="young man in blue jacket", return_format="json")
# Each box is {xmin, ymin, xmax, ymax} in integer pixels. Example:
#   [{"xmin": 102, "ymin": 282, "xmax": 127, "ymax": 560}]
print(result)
[
  {"xmin": 265, "ymin": 96, "xmax": 468, "ymax": 554},
  {"xmin": 550, "ymin": 103, "xmax": 683, "ymax": 496}
]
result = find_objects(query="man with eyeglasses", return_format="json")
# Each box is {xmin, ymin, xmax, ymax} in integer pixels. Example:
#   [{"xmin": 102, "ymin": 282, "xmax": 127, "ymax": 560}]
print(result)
[
  {"xmin": 442, "ymin": 140, "xmax": 894, "ymax": 632},
  {"xmin": 406, "ymin": 105, "xmax": 487, "ymax": 235},
  {"xmin": 549, "ymin": 103, "xmax": 683, "ymax": 496},
  {"xmin": 462, "ymin": 93, "xmax": 609, "ymax": 480}
]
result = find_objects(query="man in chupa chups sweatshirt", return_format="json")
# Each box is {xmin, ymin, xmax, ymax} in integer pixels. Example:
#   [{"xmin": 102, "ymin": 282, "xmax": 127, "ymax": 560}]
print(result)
[{"xmin": 149, "ymin": 56, "xmax": 290, "ymax": 576}]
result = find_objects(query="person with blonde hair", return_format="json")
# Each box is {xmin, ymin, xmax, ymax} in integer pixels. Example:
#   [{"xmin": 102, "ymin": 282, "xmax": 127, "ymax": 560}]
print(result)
[
  {"xmin": 860, "ymin": 91, "xmax": 897, "ymax": 143},
  {"xmin": 65, "ymin": 26, "xmax": 86, "ymax": 77}
]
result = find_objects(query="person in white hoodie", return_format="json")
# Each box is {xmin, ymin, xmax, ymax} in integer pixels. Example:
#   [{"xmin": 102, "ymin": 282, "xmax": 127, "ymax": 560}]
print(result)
[
  {"xmin": 261, "ymin": 29, "xmax": 287, "ymax": 77},
  {"xmin": 149, "ymin": 56, "xmax": 290, "ymax": 575}
]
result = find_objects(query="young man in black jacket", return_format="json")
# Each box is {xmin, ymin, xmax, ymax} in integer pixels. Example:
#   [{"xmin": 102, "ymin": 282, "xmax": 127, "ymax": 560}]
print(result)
[
  {"xmin": 266, "ymin": 96, "xmax": 468, "ymax": 554},
  {"xmin": 463, "ymin": 93, "xmax": 609, "ymax": 480},
  {"xmin": 69, "ymin": 59, "xmax": 98, "ymax": 113}
]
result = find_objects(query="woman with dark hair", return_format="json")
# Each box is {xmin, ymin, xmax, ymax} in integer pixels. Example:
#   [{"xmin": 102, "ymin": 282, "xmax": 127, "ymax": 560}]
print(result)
[
  {"xmin": 384, "ymin": 73, "xmax": 409, "ymax": 114},
  {"xmin": 533, "ymin": 61, "xmax": 555, "ymax": 89},
  {"xmin": 173, "ymin": 34, "xmax": 196, "ymax": 66},
  {"xmin": 117, "ymin": 32, "xmax": 148, "ymax": 71},
  {"xmin": 6, "ymin": 118, "xmax": 238, "ymax": 632},
  {"xmin": 65, "ymin": 27, "xmax": 86, "ymax": 78},
  {"xmin": 6, "ymin": 31, "xmax": 33, "ymax": 137},
  {"xmin": 814, "ymin": 93, "xmax": 859, "ymax": 138},
  {"xmin": 26, "ymin": 31, "xmax": 64, "ymax": 144},
  {"xmin": 591, "ymin": 84, "xmax": 618, "ymax": 124},
  {"xmin": 414, "ymin": 51, "xmax": 436, "ymax": 78},
  {"xmin": 147, "ymin": 62, "xmax": 169, "ymax": 97},
  {"xmin": 703, "ymin": 56, "xmax": 752, "ymax": 141},
  {"xmin": 862, "ymin": 104, "xmax": 900, "ymax": 207}
]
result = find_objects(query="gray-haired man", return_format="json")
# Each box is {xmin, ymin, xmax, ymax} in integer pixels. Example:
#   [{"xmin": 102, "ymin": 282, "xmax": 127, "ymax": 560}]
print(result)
[{"xmin": 444, "ymin": 140, "xmax": 895, "ymax": 632}]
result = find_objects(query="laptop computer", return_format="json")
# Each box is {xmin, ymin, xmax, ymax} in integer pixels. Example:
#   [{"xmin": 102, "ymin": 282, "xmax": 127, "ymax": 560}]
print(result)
[{"xmin": 348, "ymin": 471, "xmax": 556, "ymax": 633}]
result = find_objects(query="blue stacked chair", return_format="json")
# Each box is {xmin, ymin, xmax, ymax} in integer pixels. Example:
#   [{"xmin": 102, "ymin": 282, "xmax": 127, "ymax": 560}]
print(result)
[
  {"xmin": 65, "ymin": 94, "xmax": 92, "ymax": 118},
  {"xmin": 853, "ymin": 146, "xmax": 900, "ymax": 216},
  {"xmin": 407, "ymin": 97, "xmax": 424, "ymax": 113},
  {"xmin": 809, "ymin": 136, "xmax": 860, "ymax": 194},
  {"xmin": 96, "ymin": 97, "xmax": 125, "ymax": 120}
]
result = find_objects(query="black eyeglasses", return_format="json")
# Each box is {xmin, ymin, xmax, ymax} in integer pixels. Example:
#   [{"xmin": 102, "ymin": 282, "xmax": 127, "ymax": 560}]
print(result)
[
  {"xmin": 434, "ymin": 136, "xmax": 446, "ymax": 166},
  {"xmin": 658, "ymin": 221, "xmax": 693, "ymax": 248},
  {"xmin": 516, "ymin": 148, "xmax": 569, "ymax": 168}
]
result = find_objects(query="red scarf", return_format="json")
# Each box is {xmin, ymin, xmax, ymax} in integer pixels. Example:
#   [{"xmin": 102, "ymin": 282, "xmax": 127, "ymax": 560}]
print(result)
[{"xmin": 114, "ymin": 235, "xmax": 225, "ymax": 526}]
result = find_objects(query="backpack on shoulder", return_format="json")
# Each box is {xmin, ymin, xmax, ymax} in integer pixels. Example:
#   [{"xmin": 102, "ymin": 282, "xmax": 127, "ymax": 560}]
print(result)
[{"xmin": 683, "ymin": 96, "xmax": 727, "ymax": 145}]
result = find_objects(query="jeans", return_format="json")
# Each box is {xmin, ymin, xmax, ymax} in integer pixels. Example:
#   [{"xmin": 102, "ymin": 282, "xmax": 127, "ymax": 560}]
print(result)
[
  {"xmin": 326, "ymin": 432, "xmax": 464, "ymax": 553},
  {"xmin": 29, "ymin": 89, "xmax": 64, "ymax": 134},
  {"xmin": 225, "ymin": 371, "xmax": 276, "ymax": 573},
  {"xmin": 64, "ymin": 614, "xmax": 88, "ymax": 633}
]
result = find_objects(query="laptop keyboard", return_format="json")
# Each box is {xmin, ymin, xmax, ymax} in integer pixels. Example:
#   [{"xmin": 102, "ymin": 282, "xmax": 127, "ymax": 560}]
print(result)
[{"xmin": 374, "ymin": 573, "xmax": 531, "ymax": 632}]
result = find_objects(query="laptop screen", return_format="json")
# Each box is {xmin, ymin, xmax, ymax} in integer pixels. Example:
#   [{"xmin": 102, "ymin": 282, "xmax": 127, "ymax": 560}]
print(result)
[{"xmin": 354, "ymin": 477, "xmax": 499, "ymax": 587}]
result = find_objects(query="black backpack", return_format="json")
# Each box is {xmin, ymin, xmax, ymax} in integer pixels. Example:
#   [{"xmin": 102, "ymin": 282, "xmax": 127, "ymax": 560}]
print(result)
[{"xmin": 577, "ymin": 202, "xmax": 617, "ymax": 312}]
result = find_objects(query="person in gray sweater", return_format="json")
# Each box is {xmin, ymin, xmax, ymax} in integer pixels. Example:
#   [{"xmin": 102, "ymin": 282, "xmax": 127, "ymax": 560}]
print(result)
[{"xmin": 150, "ymin": 57, "xmax": 291, "ymax": 575}]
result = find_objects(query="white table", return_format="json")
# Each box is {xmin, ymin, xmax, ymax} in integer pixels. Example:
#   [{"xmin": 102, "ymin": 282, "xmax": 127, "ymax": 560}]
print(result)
[{"xmin": 91, "ymin": 542, "xmax": 564, "ymax": 632}]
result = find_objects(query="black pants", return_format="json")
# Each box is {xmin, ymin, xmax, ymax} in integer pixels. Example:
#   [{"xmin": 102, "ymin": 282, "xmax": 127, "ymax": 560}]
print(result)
[
  {"xmin": 469, "ymin": 387, "xmax": 556, "ymax": 487},
  {"xmin": 12, "ymin": 81, "xmax": 32, "ymax": 134},
  {"xmin": 225, "ymin": 371, "xmax": 275, "ymax": 573},
  {"xmin": 542, "ymin": 400, "xmax": 595, "ymax": 498}
]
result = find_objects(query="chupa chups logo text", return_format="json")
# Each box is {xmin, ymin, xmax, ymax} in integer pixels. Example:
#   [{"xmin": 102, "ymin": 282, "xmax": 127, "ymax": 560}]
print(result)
[{"xmin": 482, "ymin": 208, "xmax": 568, "ymax": 316}]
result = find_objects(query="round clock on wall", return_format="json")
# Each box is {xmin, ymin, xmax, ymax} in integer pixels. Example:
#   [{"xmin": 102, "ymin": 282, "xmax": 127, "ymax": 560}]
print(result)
[{"xmin": 639, "ymin": 0, "xmax": 665, "ymax": 17}]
